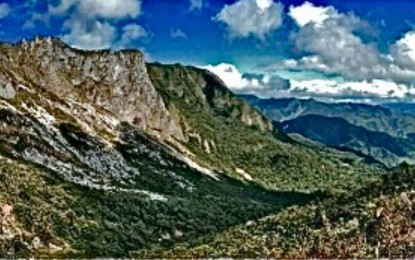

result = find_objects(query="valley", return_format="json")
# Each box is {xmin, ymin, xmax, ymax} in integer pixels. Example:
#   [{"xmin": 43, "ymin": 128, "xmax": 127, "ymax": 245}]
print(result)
[{"xmin": 0, "ymin": 38, "xmax": 411, "ymax": 258}]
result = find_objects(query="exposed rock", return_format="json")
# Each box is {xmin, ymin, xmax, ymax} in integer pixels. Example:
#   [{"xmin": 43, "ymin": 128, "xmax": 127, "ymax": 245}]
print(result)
[
  {"xmin": 0, "ymin": 82, "xmax": 15, "ymax": 99},
  {"xmin": 203, "ymin": 139, "xmax": 211, "ymax": 154},
  {"xmin": 32, "ymin": 237, "xmax": 43, "ymax": 249},
  {"xmin": 1, "ymin": 37, "xmax": 184, "ymax": 141},
  {"xmin": 236, "ymin": 168, "xmax": 253, "ymax": 181}
]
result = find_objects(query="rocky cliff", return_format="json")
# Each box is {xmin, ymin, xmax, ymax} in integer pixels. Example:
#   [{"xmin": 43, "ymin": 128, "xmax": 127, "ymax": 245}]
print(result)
[{"xmin": 0, "ymin": 37, "xmax": 184, "ymax": 141}]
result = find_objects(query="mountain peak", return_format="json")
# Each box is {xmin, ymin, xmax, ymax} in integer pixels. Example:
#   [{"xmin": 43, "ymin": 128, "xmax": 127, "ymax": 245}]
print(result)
[
  {"xmin": 0, "ymin": 37, "xmax": 184, "ymax": 142},
  {"xmin": 17, "ymin": 36, "xmax": 68, "ymax": 51}
]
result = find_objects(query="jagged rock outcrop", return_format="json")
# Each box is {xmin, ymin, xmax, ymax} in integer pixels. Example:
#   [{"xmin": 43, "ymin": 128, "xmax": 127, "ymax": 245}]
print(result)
[{"xmin": 0, "ymin": 37, "xmax": 184, "ymax": 141}]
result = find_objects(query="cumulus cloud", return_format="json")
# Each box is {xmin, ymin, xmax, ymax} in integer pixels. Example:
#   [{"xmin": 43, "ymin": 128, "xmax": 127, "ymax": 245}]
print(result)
[
  {"xmin": 0, "ymin": 3, "xmax": 10, "ymax": 19},
  {"xmin": 288, "ymin": 1, "xmax": 334, "ymax": 27},
  {"xmin": 189, "ymin": 0, "xmax": 203, "ymax": 11},
  {"xmin": 170, "ymin": 28, "xmax": 187, "ymax": 39},
  {"xmin": 116, "ymin": 23, "xmax": 148, "ymax": 48},
  {"xmin": 202, "ymin": 63, "xmax": 415, "ymax": 102},
  {"xmin": 202, "ymin": 63, "xmax": 291, "ymax": 98},
  {"xmin": 49, "ymin": 0, "xmax": 141, "ymax": 19},
  {"xmin": 203, "ymin": 63, "xmax": 251, "ymax": 89},
  {"xmin": 210, "ymin": 0, "xmax": 415, "ymax": 102},
  {"xmin": 62, "ymin": 20, "xmax": 116, "ymax": 50},
  {"xmin": 289, "ymin": 79, "xmax": 415, "ymax": 100},
  {"xmin": 22, "ymin": 12, "xmax": 50, "ymax": 30},
  {"xmin": 286, "ymin": 1, "xmax": 385, "ymax": 82},
  {"xmin": 390, "ymin": 31, "xmax": 415, "ymax": 70},
  {"xmin": 48, "ymin": 0, "xmax": 142, "ymax": 49},
  {"xmin": 269, "ymin": 0, "xmax": 415, "ymax": 94},
  {"xmin": 214, "ymin": 0, "xmax": 284, "ymax": 39}
]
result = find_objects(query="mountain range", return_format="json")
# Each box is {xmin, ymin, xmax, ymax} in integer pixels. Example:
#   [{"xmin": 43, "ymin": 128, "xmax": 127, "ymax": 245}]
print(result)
[
  {"xmin": 241, "ymin": 94, "xmax": 415, "ymax": 166},
  {"xmin": 0, "ymin": 38, "xmax": 413, "ymax": 258}
]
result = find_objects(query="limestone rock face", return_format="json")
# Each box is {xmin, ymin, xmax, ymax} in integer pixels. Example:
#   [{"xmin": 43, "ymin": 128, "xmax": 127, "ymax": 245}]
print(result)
[{"xmin": 1, "ymin": 37, "xmax": 184, "ymax": 141}]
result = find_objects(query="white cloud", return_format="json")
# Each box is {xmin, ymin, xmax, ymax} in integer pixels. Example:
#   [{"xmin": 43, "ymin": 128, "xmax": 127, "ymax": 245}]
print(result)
[
  {"xmin": 62, "ymin": 20, "xmax": 116, "ymax": 50},
  {"xmin": 390, "ymin": 31, "xmax": 415, "ymax": 70},
  {"xmin": 282, "ymin": 1, "xmax": 415, "ymax": 89},
  {"xmin": 203, "ymin": 63, "xmax": 251, "ymax": 89},
  {"xmin": 49, "ymin": 0, "xmax": 141, "ymax": 19},
  {"xmin": 170, "ymin": 28, "xmax": 187, "ymax": 39},
  {"xmin": 288, "ymin": 1, "xmax": 334, "ymax": 27},
  {"xmin": 214, "ymin": 0, "xmax": 284, "ymax": 39},
  {"xmin": 289, "ymin": 79, "xmax": 415, "ymax": 100},
  {"xmin": 0, "ymin": 3, "xmax": 10, "ymax": 19},
  {"xmin": 116, "ymin": 23, "xmax": 147, "ymax": 48},
  {"xmin": 256, "ymin": 0, "xmax": 272, "ymax": 10},
  {"xmin": 202, "ymin": 63, "xmax": 415, "ymax": 102},
  {"xmin": 189, "ymin": 0, "xmax": 203, "ymax": 11},
  {"xmin": 48, "ymin": 0, "xmax": 142, "ymax": 50},
  {"xmin": 286, "ymin": 1, "xmax": 385, "ymax": 82},
  {"xmin": 199, "ymin": 2, "xmax": 415, "ymax": 102},
  {"xmin": 202, "ymin": 63, "xmax": 290, "ymax": 96}
]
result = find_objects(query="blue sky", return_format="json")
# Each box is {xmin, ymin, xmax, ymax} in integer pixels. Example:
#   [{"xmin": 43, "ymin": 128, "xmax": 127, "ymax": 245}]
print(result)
[{"xmin": 2, "ymin": 0, "xmax": 415, "ymax": 102}]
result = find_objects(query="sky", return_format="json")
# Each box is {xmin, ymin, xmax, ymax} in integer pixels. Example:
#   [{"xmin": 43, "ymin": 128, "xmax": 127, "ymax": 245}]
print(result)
[{"xmin": 2, "ymin": 0, "xmax": 415, "ymax": 103}]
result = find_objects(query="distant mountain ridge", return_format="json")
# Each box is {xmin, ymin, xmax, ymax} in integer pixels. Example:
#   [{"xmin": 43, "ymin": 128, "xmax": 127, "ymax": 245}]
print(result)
[
  {"xmin": 240, "ymin": 95, "xmax": 415, "ymax": 166},
  {"xmin": 282, "ymin": 114, "xmax": 415, "ymax": 166},
  {"xmin": 383, "ymin": 102, "xmax": 415, "ymax": 115},
  {"xmin": 240, "ymin": 94, "xmax": 415, "ymax": 138}
]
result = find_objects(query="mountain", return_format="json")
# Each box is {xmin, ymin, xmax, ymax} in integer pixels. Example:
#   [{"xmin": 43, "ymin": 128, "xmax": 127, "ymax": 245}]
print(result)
[
  {"xmin": 240, "ymin": 95, "xmax": 415, "ymax": 138},
  {"xmin": 281, "ymin": 114, "xmax": 415, "ymax": 166},
  {"xmin": 0, "ymin": 38, "xmax": 382, "ymax": 257},
  {"xmin": 240, "ymin": 95, "xmax": 415, "ymax": 166},
  {"xmin": 140, "ymin": 163, "xmax": 415, "ymax": 258},
  {"xmin": 383, "ymin": 102, "xmax": 415, "ymax": 115}
]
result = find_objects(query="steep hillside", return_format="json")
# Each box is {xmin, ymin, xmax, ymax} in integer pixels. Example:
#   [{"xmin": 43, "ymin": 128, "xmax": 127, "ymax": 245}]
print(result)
[
  {"xmin": 1, "ymin": 152, "xmax": 322, "ymax": 258},
  {"xmin": 148, "ymin": 64, "xmax": 381, "ymax": 191},
  {"xmin": 282, "ymin": 115, "xmax": 415, "ymax": 166},
  {"xmin": 0, "ymin": 38, "xmax": 383, "ymax": 257},
  {"xmin": 138, "ymin": 163, "xmax": 415, "ymax": 258},
  {"xmin": 241, "ymin": 95, "xmax": 415, "ymax": 138},
  {"xmin": 0, "ymin": 38, "xmax": 380, "ymax": 191}
]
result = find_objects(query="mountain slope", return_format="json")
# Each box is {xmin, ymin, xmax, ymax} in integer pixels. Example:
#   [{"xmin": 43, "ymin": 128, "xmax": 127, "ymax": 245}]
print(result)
[
  {"xmin": 241, "ymin": 95, "xmax": 415, "ymax": 165},
  {"xmin": 137, "ymin": 163, "xmax": 415, "ymax": 258},
  {"xmin": 0, "ymin": 38, "xmax": 383, "ymax": 257},
  {"xmin": 148, "ymin": 64, "xmax": 381, "ymax": 191},
  {"xmin": 241, "ymin": 95, "xmax": 415, "ymax": 138},
  {"xmin": 281, "ymin": 114, "xmax": 415, "ymax": 166},
  {"xmin": 384, "ymin": 103, "xmax": 415, "ymax": 115}
]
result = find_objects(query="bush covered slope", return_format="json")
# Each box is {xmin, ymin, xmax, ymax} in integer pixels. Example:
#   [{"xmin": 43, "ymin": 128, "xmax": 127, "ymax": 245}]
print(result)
[
  {"xmin": 137, "ymin": 163, "xmax": 415, "ymax": 259},
  {"xmin": 282, "ymin": 114, "xmax": 415, "ymax": 167},
  {"xmin": 148, "ymin": 63, "xmax": 382, "ymax": 191}
]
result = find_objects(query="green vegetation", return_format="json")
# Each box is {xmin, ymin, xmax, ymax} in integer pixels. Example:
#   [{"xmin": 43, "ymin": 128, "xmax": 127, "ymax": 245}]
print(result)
[
  {"xmin": 0, "ymin": 157, "xmax": 318, "ymax": 258},
  {"xmin": 0, "ymin": 40, "xmax": 406, "ymax": 259},
  {"xmin": 147, "ymin": 63, "xmax": 383, "ymax": 193},
  {"xmin": 242, "ymin": 95, "xmax": 415, "ymax": 166},
  {"xmin": 281, "ymin": 114, "xmax": 415, "ymax": 167},
  {"xmin": 136, "ymin": 163, "xmax": 415, "ymax": 259}
]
